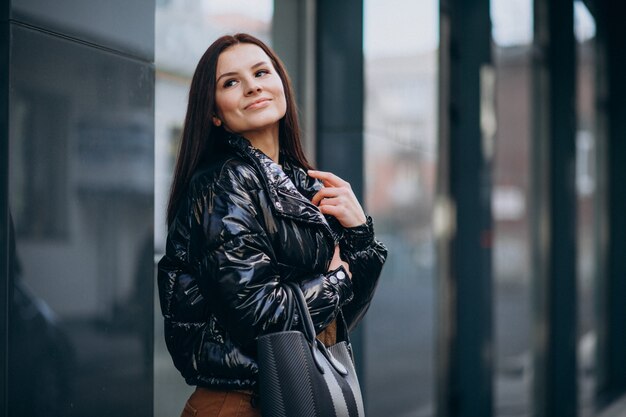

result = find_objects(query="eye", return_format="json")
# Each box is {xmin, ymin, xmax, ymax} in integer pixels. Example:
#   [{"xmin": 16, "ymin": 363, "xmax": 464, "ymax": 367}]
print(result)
[
  {"xmin": 223, "ymin": 79, "xmax": 238, "ymax": 88},
  {"xmin": 255, "ymin": 69, "xmax": 269, "ymax": 77}
]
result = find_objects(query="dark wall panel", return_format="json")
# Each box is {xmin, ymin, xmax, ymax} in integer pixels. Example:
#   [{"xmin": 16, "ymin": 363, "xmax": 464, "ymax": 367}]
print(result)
[
  {"xmin": 1, "ymin": 10, "xmax": 10, "ymax": 417},
  {"xmin": 11, "ymin": 0, "xmax": 154, "ymax": 60},
  {"xmin": 8, "ymin": 24, "xmax": 154, "ymax": 417}
]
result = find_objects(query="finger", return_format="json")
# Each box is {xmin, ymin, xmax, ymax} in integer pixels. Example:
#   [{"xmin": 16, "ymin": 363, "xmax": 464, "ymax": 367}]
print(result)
[
  {"xmin": 321, "ymin": 198, "xmax": 363, "ymax": 222},
  {"xmin": 318, "ymin": 197, "xmax": 341, "ymax": 207},
  {"xmin": 311, "ymin": 188, "xmax": 333, "ymax": 206},
  {"xmin": 307, "ymin": 170, "xmax": 348, "ymax": 188},
  {"xmin": 311, "ymin": 187, "xmax": 345, "ymax": 206},
  {"xmin": 318, "ymin": 204, "xmax": 343, "ymax": 218},
  {"xmin": 307, "ymin": 169, "xmax": 343, "ymax": 187}
]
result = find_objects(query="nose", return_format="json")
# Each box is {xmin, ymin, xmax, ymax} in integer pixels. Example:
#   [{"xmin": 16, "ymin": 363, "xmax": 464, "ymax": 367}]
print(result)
[{"xmin": 244, "ymin": 78, "xmax": 262, "ymax": 96}]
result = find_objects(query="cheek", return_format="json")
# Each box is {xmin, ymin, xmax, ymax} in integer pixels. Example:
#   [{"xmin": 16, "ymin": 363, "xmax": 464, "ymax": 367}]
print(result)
[
  {"xmin": 279, "ymin": 95, "xmax": 287, "ymax": 117},
  {"xmin": 215, "ymin": 94, "xmax": 239, "ymax": 118},
  {"xmin": 275, "ymin": 86, "xmax": 287, "ymax": 115}
]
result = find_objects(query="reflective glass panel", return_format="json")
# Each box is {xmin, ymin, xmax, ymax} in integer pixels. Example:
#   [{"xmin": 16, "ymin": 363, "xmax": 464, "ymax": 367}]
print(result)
[
  {"xmin": 574, "ymin": 1, "xmax": 597, "ymax": 415},
  {"xmin": 364, "ymin": 1, "xmax": 439, "ymax": 415},
  {"xmin": 11, "ymin": 0, "xmax": 154, "ymax": 60},
  {"xmin": 8, "ymin": 25, "xmax": 154, "ymax": 417},
  {"xmin": 490, "ymin": 0, "xmax": 533, "ymax": 415}
]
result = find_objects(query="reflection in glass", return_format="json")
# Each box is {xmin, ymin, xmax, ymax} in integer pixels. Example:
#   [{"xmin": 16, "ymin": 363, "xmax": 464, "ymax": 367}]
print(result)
[
  {"xmin": 491, "ymin": 0, "xmax": 533, "ymax": 415},
  {"xmin": 364, "ymin": 0, "xmax": 438, "ymax": 415},
  {"xmin": 9, "ymin": 215, "xmax": 74, "ymax": 417},
  {"xmin": 491, "ymin": 2, "xmax": 598, "ymax": 416},
  {"xmin": 9, "ymin": 25, "xmax": 154, "ymax": 417},
  {"xmin": 575, "ymin": 2, "xmax": 597, "ymax": 415},
  {"xmin": 11, "ymin": 0, "xmax": 154, "ymax": 60}
]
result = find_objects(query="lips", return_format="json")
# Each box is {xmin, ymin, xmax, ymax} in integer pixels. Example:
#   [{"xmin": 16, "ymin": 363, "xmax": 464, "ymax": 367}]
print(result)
[{"xmin": 245, "ymin": 98, "xmax": 271, "ymax": 110}]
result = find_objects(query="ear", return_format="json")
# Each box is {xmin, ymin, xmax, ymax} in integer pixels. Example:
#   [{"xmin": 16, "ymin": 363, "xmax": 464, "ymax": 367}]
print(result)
[{"xmin": 212, "ymin": 116, "xmax": 222, "ymax": 127}]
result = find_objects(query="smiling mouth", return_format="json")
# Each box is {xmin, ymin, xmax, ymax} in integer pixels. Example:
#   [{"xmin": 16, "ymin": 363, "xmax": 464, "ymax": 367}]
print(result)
[{"xmin": 245, "ymin": 98, "xmax": 271, "ymax": 110}]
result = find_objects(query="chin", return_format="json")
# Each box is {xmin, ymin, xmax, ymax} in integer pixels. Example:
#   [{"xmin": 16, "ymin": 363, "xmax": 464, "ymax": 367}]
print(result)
[{"xmin": 245, "ymin": 115, "xmax": 283, "ymax": 130}]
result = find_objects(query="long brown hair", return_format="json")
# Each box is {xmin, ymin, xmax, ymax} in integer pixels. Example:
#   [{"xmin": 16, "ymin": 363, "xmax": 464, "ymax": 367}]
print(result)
[{"xmin": 166, "ymin": 33, "xmax": 312, "ymax": 226}]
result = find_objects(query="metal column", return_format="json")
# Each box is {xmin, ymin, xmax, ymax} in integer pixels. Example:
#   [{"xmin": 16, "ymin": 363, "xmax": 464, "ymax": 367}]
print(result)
[
  {"xmin": 436, "ymin": 0, "xmax": 493, "ymax": 416},
  {"xmin": 315, "ymin": 0, "xmax": 366, "ymax": 389},
  {"xmin": 531, "ymin": 0, "xmax": 577, "ymax": 416},
  {"xmin": 0, "ymin": 2, "xmax": 9, "ymax": 415},
  {"xmin": 594, "ymin": 0, "xmax": 626, "ymax": 408}
]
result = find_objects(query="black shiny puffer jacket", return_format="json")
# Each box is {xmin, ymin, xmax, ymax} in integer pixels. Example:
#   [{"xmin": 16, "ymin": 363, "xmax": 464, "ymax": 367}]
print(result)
[{"xmin": 157, "ymin": 132, "xmax": 387, "ymax": 390}]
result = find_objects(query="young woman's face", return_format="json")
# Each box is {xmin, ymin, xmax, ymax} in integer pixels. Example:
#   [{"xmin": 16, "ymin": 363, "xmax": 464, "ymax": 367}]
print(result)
[{"xmin": 214, "ymin": 43, "xmax": 287, "ymax": 138}]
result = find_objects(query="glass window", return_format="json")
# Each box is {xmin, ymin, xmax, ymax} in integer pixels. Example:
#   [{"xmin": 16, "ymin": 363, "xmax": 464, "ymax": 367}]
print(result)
[
  {"xmin": 574, "ymin": 1, "xmax": 597, "ymax": 415},
  {"xmin": 8, "ymin": 25, "xmax": 154, "ymax": 417},
  {"xmin": 11, "ymin": 0, "xmax": 154, "ymax": 59},
  {"xmin": 491, "ymin": 3, "xmax": 598, "ymax": 415},
  {"xmin": 490, "ymin": 0, "xmax": 533, "ymax": 415},
  {"xmin": 11, "ymin": 91, "xmax": 70, "ymax": 239},
  {"xmin": 364, "ymin": 1, "xmax": 439, "ymax": 415}
]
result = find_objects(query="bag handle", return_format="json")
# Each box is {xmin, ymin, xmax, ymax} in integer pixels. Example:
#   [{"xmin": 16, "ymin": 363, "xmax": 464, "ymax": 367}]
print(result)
[{"xmin": 285, "ymin": 282, "xmax": 348, "ymax": 376}]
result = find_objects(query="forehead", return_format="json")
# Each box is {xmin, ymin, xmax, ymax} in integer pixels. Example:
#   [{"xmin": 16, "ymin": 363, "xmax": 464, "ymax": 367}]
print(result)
[{"xmin": 216, "ymin": 43, "xmax": 273, "ymax": 74}]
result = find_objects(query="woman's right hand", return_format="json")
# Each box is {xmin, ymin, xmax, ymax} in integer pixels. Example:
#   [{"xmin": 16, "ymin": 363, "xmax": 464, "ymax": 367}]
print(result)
[
  {"xmin": 309, "ymin": 170, "xmax": 367, "ymax": 228},
  {"xmin": 328, "ymin": 245, "xmax": 352, "ymax": 280}
]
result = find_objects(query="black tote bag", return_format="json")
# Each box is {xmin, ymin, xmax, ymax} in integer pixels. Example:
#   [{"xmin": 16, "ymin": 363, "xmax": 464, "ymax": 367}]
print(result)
[{"xmin": 257, "ymin": 282, "xmax": 365, "ymax": 417}]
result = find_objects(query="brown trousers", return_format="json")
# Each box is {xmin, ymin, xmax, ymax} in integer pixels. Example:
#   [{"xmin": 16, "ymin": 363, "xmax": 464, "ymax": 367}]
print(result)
[{"xmin": 180, "ymin": 388, "xmax": 261, "ymax": 417}]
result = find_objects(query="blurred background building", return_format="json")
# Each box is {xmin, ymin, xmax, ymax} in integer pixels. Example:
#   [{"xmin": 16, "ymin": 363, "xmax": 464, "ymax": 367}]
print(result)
[{"xmin": 1, "ymin": 0, "xmax": 625, "ymax": 417}]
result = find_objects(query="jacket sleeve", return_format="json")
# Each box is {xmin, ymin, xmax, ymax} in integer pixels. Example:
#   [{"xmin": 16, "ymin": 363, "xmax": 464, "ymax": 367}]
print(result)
[
  {"xmin": 190, "ymin": 165, "xmax": 354, "ymax": 351},
  {"xmin": 338, "ymin": 216, "xmax": 388, "ymax": 331},
  {"xmin": 290, "ymin": 168, "xmax": 388, "ymax": 332}
]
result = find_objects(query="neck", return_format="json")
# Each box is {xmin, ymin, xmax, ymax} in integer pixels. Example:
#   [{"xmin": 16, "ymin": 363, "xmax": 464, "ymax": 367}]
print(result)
[{"xmin": 244, "ymin": 124, "xmax": 280, "ymax": 163}]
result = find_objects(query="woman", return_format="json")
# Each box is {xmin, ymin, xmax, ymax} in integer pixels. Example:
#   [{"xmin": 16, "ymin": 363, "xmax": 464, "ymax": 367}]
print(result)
[{"xmin": 157, "ymin": 33, "xmax": 387, "ymax": 417}]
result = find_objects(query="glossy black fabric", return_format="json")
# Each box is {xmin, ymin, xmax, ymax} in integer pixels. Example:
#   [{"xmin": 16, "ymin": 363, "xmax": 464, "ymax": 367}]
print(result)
[{"xmin": 157, "ymin": 131, "xmax": 387, "ymax": 390}]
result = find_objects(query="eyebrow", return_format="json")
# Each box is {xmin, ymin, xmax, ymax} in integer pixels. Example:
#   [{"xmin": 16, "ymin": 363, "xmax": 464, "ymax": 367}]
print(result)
[{"xmin": 216, "ymin": 61, "xmax": 269, "ymax": 83}]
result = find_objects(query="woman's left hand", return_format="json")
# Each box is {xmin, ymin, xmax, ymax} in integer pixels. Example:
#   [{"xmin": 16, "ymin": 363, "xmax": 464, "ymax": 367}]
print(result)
[{"xmin": 308, "ymin": 170, "xmax": 367, "ymax": 228}]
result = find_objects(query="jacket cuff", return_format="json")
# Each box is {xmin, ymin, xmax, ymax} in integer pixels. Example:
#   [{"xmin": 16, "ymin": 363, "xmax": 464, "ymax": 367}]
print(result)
[
  {"xmin": 326, "ymin": 265, "xmax": 353, "ymax": 306},
  {"xmin": 340, "ymin": 216, "xmax": 375, "ymax": 254}
]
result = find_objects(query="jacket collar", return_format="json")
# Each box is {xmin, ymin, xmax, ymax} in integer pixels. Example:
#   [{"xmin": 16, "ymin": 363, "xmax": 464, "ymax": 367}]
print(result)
[{"xmin": 224, "ymin": 132, "xmax": 332, "ymax": 230}]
